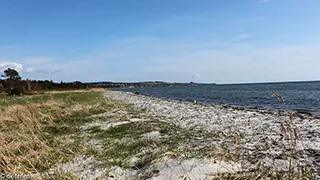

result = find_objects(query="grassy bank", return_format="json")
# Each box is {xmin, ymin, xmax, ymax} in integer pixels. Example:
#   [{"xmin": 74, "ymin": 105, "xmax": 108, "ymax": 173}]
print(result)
[
  {"xmin": 0, "ymin": 89, "xmax": 115, "ymax": 178},
  {"xmin": 0, "ymin": 90, "xmax": 240, "ymax": 179}
]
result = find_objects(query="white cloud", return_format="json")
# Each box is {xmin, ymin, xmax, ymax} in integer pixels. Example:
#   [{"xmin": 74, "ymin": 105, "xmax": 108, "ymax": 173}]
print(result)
[
  {"xmin": 25, "ymin": 67, "xmax": 35, "ymax": 73},
  {"xmin": 231, "ymin": 34, "xmax": 251, "ymax": 42},
  {"xmin": 137, "ymin": 39, "xmax": 320, "ymax": 83},
  {"xmin": 41, "ymin": 34, "xmax": 318, "ymax": 83},
  {"xmin": 51, "ymin": 70, "xmax": 64, "ymax": 75},
  {"xmin": 25, "ymin": 57, "xmax": 53, "ymax": 64},
  {"xmin": 0, "ymin": 62, "xmax": 24, "ymax": 72},
  {"xmin": 192, "ymin": 73, "xmax": 201, "ymax": 81},
  {"xmin": 0, "ymin": 11, "xmax": 315, "ymax": 83},
  {"xmin": 0, "ymin": 62, "xmax": 36, "ymax": 74},
  {"xmin": 14, "ymin": 34, "xmax": 317, "ymax": 83},
  {"xmin": 275, "ymin": 33, "xmax": 300, "ymax": 38},
  {"xmin": 2, "ymin": 39, "xmax": 319, "ymax": 84}
]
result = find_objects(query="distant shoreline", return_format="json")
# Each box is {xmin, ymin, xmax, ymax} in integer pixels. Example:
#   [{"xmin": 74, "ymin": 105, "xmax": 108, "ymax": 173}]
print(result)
[
  {"xmin": 219, "ymin": 80, "xmax": 320, "ymax": 86},
  {"xmin": 87, "ymin": 81, "xmax": 217, "ymax": 88},
  {"xmin": 111, "ymin": 90, "xmax": 320, "ymax": 117},
  {"xmin": 87, "ymin": 80, "xmax": 320, "ymax": 88},
  {"xmin": 111, "ymin": 81, "xmax": 320, "ymax": 116}
]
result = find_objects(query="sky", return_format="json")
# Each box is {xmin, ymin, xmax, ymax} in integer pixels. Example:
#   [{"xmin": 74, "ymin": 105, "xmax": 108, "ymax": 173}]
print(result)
[{"xmin": 0, "ymin": 0, "xmax": 320, "ymax": 84}]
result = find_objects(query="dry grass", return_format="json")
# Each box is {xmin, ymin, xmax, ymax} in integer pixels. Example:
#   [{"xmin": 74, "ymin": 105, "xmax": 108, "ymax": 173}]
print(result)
[
  {"xmin": 276, "ymin": 94, "xmax": 303, "ymax": 180},
  {"xmin": 0, "ymin": 91, "xmax": 114, "ymax": 177},
  {"xmin": 1, "ymin": 101, "xmax": 63, "ymax": 173},
  {"xmin": 33, "ymin": 88, "xmax": 107, "ymax": 95}
]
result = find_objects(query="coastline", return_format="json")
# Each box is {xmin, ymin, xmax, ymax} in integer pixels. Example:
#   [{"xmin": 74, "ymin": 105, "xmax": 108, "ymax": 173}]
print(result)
[
  {"xmin": 104, "ymin": 90, "xmax": 320, "ymax": 178},
  {"xmin": 105, "ymin": 91, "xmax": 320, "ymax": 129},
  {"xmin": 125, "ymin": 90, "xmax": 319, "ymax": 117},
  {"xmin": 111, "ymin": 80, "xmax": 320, "ymax": 116},
  {"xmin": 12, "ymin": 90, "xmax": 317, "ymax": 179}
]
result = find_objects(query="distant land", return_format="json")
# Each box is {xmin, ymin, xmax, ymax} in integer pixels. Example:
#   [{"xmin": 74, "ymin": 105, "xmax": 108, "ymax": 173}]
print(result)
[
  {"xmin": 85, "ymin": 81, "xmax": 217, "ymax": 88},
  {"xmin": 220, "ymin": 80, "xmax": 320, "ymax": 86},
  {"xmin": 85, "ymin": 80, "xmax": 320, "ymax": 88}
]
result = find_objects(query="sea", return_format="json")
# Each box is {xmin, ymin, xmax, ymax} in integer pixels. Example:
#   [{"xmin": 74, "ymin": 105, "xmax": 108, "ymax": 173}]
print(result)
[{"xmin": 113, "ymin": 81, "xmax": 320, "ymax": 115}]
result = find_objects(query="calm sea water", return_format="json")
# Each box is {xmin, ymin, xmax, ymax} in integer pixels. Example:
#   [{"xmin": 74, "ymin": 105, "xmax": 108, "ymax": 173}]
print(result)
[{"xmin": 113, "ymin": 81, "xmax": 320, "ymax": 114}]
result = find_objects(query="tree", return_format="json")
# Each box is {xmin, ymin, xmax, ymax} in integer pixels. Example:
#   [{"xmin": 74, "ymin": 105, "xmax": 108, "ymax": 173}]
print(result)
[
  {"xmin": 0, "ymin": 83, "xmax": 4, "ymax": 93},
  {"xmin": 1, "ymin": 68, "xmax": 23, "ymax": 95},
  {"xmin": 1, "ymin": 68, "xmax": 21, "ymax": 80}
]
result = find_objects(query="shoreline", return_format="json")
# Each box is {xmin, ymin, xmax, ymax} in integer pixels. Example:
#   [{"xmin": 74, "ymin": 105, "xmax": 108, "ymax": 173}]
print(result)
[
  {"xmin": 164, "ymin": 95, "xmax": 318, "ymax": 117},
  {"xmin": 112, "ymin": 89, "xmax": 320, "ymax": 116},
  {"xmin": 105, "ymin": 90, "xmax": 320, "ymax": 178},
  {"xmin": 106, "ymin": 90, "xmax": 319, "ymax": 124},
  {"xmin": 14, "ymin": 90, "xmax": 317, "ymax": 179}
]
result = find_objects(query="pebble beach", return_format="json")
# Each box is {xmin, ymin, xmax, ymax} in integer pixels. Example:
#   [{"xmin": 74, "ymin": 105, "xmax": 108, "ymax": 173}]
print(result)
[{"xmin": 104, "ymin": 90, "xmax": 320, "ymax": 179}]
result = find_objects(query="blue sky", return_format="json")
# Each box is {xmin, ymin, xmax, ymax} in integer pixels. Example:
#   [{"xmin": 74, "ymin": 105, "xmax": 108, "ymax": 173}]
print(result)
[{"xmin": 0, "ymin": 0, "xmax": 319, "ymax": 83}]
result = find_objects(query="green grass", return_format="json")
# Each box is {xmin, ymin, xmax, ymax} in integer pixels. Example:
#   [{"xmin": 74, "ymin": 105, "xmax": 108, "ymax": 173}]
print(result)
[
  {"xmin": 4, "ymin": 91, "xmax": 313, "ymax": 179},
  {"xmin": 0, "ymin": 92, "xmax": 103, "ymax": 108},
  {"xmin": 0, "ymin": 91, "xmax": 119, "ymax": 176},
  {"xmin": 84, "ymin": 120, "xmax": 176, "ymax": 169},
  {"xmin": 94, "ymin": 122, "xmax": 153, "ymax": 139},
  {"xmin": 82, "ymin": 116, "xmax": 233, "ymax": 171}
]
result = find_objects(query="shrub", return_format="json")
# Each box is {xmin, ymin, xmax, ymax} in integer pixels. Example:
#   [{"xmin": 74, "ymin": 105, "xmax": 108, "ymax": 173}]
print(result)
[{"xmin": 7, "ymin": 86, "xmax": 24, "ymax": 96}]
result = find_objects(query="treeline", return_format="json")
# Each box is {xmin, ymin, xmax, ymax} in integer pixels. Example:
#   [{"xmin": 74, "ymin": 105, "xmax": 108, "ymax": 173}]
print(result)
[
  {"xmin": 0, "ymin": 68, "xmax": 87, "ymax": 95},
  {"xmin": 0, "ymin": 67, "xmax": 215, "ymax": 96}
]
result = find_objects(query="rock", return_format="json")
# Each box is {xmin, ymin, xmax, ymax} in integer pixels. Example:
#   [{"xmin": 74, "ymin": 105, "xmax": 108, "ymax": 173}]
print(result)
[
  {"xmin": 107, "ymin": 166, "xmax": 139, "ymax": 180},
  {"xmin": 146, "ymin": 158, "xmax": 242, "ymax": 180},
  {"xmin": 142, "ymin": 131, "xmax": 162, "ymax": 140}
]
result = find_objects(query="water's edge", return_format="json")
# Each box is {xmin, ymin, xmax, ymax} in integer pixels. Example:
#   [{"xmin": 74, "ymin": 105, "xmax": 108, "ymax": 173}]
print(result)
[
  {"xmin": 111, "ymin": 81, "xmax": 320, "ymax": 115},
  {"xmin": 113, "ymin": 89, "xmax": 320, "ymax": 119},
  {"xmin": 109, "ymin": 88, "xmax": 320, "ymax": 116}
]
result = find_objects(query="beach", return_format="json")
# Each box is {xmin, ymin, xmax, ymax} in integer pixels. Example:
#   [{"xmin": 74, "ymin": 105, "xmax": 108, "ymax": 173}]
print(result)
[
  {"xmin": 103, "ymin": 90, "xmax": 320, "ymax": 179},
  {"xmin": 2, "ymin": 89, "xmax": 319, "ymax": 179}
]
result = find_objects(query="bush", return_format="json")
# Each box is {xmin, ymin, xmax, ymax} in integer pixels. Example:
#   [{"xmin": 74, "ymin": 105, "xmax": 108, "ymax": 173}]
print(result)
[{"xmin": 7, "ymin": 86, "xmax": 24, "ymax": 96}]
